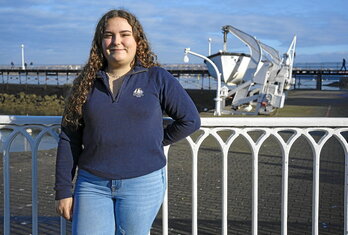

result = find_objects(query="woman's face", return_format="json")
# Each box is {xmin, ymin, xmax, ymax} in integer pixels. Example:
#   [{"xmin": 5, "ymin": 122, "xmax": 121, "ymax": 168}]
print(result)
[{"xmin": 102, "ymin": 17, "xmax": 137, "ymax": 69}]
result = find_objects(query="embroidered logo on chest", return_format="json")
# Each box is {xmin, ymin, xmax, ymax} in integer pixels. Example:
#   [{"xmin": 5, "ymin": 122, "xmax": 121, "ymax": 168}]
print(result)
[{"xmin": 133, "ymin": 88, "xmax": 144, "ymax": 98}]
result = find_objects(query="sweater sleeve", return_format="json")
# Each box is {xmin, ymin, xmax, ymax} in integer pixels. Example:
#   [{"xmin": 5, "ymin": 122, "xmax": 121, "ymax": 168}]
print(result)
[
  {"xmin": 54, "ymin": 121, "xmax": 83, "ymax": 200},
  {"xmin": 158, "ymin": 68, "xmax": 201, "ymax": 146}
]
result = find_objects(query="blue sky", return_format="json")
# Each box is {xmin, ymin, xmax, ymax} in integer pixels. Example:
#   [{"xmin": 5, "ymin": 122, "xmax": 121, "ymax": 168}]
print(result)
[{"xmin": 0, "ymin": 0, "xmax": 347, "ymax": 65}]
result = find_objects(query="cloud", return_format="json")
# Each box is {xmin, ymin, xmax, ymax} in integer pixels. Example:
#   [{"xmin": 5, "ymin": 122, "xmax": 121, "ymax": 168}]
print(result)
[
  {"xmin": 296, "ymin": 50, "xmax": 348, "ymax": 63},
  {"xmin": 0, "ymin": 0, "xmax": 347, "ymax": 65}
]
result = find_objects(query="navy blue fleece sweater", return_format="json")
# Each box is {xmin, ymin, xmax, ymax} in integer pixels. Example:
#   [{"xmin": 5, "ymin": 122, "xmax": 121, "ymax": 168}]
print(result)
[{"xmin": 54, "ymin": 66, "xmax": 201, "ymax": 200}]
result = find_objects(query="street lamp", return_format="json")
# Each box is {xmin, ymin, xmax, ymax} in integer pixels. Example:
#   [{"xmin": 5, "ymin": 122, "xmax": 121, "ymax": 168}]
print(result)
[
  {"xmin": 184, "ymin": 48, "xmax": 222, "ymax": 116},
  {"xmin": 21, "ymin": 44, "xmax": 25, "ymax": 70},
  {"xmin": 208, "ymin": 38, "xmax": 212, "ymax": 56}
]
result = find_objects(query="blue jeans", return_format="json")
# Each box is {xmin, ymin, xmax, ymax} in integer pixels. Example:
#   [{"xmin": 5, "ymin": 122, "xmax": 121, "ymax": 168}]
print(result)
[{"xmin": 72, "ymin": 168, "xmax": 166, "ymax": 235}]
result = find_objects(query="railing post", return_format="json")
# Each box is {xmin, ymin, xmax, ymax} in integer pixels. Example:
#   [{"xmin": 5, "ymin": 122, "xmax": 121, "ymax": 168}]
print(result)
[
  {"xmin": 192, "ymin": 148, "xmax": 198, "ymax": 235},
  {"xmin": 32, "ymin": 147, "xmax": 39, "ymax": 235},
  {"xmin": 3, "ymin": 147, "xmax": 10, "ymax": 235},
  {"xmin": 252, "ymin": 150, "xmax": 259, "ymax": 235},
  {"xmin": 281, "ymin": 151, "xmax": 290, "ymax": 235},
  {"xmin": 345, "ymin": 151, "xmax": 348, "ymax": 235},
  {"xmin": 60, "ymin": 217, "xmax": 66, "ymax": 235},
  {"xmin": 222, "ymin": 148, "xmax": 228, "ymax": 235},
  {"xmin": 312, "ymin": 150, "xmax": 320, "ymax": 235},
  {"xmin": 162, "ymin": 146, "xmax": 169, "ymax": 235}
]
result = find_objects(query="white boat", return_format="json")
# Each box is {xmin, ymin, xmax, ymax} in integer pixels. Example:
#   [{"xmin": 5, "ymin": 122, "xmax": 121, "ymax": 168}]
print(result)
[{"xmin": 207, "ymin": 52, "xmax": 250, "ymax": 85}]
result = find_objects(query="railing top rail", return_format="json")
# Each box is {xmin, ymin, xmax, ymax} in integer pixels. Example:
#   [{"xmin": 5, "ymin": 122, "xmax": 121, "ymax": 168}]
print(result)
[
  {"xmin": 200, "ymin": 117, "xmax": 348, "ymax": 127},
  {"xmin": 1, "ymin": 116, "xmax": 348, "ymax": 127},
  {"xmin": 0, "ymin": 115, "xmax": 61, "ymax": 125}
]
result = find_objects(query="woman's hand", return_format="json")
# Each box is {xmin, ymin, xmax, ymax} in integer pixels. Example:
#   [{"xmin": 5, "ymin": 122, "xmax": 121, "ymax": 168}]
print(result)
[{"xmin": 55, "ymin": 197, "xmax": 73, "ymax": 221}]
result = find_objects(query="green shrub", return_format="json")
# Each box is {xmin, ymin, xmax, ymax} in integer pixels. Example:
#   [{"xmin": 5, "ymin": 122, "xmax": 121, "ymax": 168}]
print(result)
[{"xmin": 0, "ymin": 93, "xmax": 65, "ymax": 116}]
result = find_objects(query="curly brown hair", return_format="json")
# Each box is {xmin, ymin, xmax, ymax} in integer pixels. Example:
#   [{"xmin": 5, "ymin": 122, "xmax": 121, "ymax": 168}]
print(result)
[{"xmin": 62, "ymin": 9, "xmax": 159, "ymax": 128}]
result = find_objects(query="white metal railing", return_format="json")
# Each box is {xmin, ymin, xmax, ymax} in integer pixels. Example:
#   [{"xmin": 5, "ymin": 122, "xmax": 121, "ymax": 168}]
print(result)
[
  {"xmin": 0, "ymin": 116, "xmax": 61, "ymax": 235},
  {"xmin": 1, "ymin": 116, "xmax": 348, "ymax": 235}
]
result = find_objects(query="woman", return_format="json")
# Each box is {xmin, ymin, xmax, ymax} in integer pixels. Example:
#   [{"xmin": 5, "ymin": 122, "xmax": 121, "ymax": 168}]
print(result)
[{"xmin": 54, "ymin": 9, "xmax": 200, "ymax": 235}]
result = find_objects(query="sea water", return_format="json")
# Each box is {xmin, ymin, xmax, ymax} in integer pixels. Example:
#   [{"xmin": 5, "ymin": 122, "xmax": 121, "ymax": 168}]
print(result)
[{"xmin": 178, "ymin": 75, "xmax": 343, "ymax": 91}]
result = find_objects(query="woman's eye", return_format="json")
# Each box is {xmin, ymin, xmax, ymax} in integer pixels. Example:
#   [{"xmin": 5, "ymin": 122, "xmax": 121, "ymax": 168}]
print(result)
[{"xmin": 103, "ymin": 34, "xmax": 112, "ymax": 38}]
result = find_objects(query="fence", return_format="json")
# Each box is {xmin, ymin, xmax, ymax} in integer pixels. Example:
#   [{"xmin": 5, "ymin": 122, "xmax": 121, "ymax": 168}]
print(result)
[{"xmin": 1, "ymin": 116, "xmax": 348, "ymax": 234}]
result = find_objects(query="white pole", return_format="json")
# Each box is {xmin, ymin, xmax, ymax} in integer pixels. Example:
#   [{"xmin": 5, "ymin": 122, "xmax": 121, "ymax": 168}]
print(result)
[
  {"xmin": 21, "ymin": 44, "xmax": 25, "ymax": 70},
  {"xmin": 312, "ymin": 151, "xmax": 320, "ymax": 235},
  {"xmin": 345, "ymin": 150, "xmax": 348, "ymax": 235},
  {"xmin": 251, "ymin": 150, "xmax": 258, "ymax": 235},
  {"xmin": 208, "ymin": 38, "xmax": 212, "ymax": 56},
  {"xmin": 192, "ymin": 148, "xmax": 198, "ymax": 235},
  {"xmin": 281, "ymin": 151, "xmax": 289, "ymax": 235},
  {"xmin": 162, "ymin": 146, "xmax": 170, "ymax": 235},
  {"xmin": 184, "ymin": 48, "xmax": 222, "ymax": 115},
  {"xmin": 222, "ymin": 149, "xmax": 228, "ymax": 235}
]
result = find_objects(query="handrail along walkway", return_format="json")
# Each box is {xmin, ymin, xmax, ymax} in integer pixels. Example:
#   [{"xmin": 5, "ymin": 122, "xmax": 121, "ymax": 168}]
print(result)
[{"xmin": 1, "ymin": 116, "xmax": 348, "ymax": 235}]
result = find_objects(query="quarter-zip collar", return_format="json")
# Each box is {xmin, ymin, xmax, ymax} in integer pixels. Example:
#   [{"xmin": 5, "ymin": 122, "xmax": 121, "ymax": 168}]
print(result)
[
  {"xmin": 96, "ymin": 64, "xmax": 148, "ymax": 102},
  {"xmin": 96, "ymin": 64, "xmax": 148, "ymax": 82}
]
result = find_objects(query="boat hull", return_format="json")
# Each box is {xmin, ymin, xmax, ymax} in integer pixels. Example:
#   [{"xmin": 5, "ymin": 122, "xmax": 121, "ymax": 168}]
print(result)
[{"xmin": 206, "ymin": 52, "xmax": 251, "ymax": 85}]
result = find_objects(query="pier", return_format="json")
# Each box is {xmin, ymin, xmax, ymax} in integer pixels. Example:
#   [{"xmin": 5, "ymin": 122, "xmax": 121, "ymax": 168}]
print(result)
[
  {"xmin": 293, "ymin": 68, "xmax": 348, "ymax": 90},
  {"xmin": 0, "ymin": 65, "xmax": 347, "ymax": 90}
]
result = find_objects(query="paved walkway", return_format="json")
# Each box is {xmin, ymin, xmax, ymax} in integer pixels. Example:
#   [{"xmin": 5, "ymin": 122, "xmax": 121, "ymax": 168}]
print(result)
[{"xmin": 277, "ymin": 89, "xmax": 348, "ymax": 117}]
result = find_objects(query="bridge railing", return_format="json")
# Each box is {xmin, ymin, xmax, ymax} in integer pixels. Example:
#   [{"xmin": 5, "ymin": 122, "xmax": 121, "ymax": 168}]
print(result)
[
  {"xmin": 293, "ymin": 62, "xmax": 342, "ymax": 70},
  {"xmin": 0, "ymin": 62, "xmax": 343, "ymax": 70},
  {"xmin": 1, "ymin": 116, "xmax": 348, "ymax": 235}
]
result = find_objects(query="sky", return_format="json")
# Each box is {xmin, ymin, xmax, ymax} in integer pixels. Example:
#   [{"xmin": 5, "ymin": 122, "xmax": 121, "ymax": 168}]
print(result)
[{"xmin": 0, "ymin": 0, "xmax": 347, "ymax": 66}]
